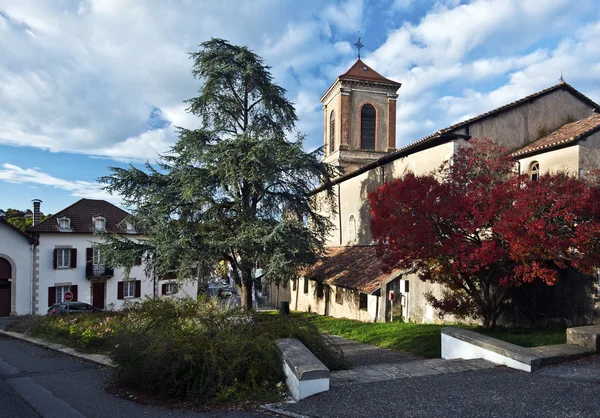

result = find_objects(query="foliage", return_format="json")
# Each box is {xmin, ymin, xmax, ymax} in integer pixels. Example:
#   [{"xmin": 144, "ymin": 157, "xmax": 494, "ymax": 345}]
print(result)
[
  {"xmin": 5, "ymin": 313, "xmax": 125, "ymax": 353},
  {"xmin": 369, "ymin": 138, "xmax": 600, "ymax": 329},
  {"xmin": 2, "ymin": 208, "xmax": 52, "ymax": 231},
  {"xmin": 7, "ymin": 298, "xmax": 348, "ymax": 405},
  {"xmin": 302, "ymin": 313, "xmax": 566, "ymax": 358},
  {"xmin": 97, "ymin": 38, "xmax": 337, "ymax": 307}
]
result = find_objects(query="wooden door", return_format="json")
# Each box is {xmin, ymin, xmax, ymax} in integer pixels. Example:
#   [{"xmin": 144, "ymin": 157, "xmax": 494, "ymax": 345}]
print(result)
[
  {"xmin": 0, "ymin": 258, "xmax": 11, "ymax": 316},
  {"xmin": 92, "ymin": 282, "xmax": 105, "ymax": 309}
]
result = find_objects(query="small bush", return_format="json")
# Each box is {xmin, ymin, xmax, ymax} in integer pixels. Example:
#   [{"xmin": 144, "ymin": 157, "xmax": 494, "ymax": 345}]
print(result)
[{"xmin": 110, "ymin": 297, "xmax": 347, "ymax": 404}]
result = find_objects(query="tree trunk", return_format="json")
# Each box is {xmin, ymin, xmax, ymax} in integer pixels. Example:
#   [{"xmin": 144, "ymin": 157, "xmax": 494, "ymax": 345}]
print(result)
[{"xmin": 240, "ymin": 267, "xmax": 253, "ymax": 309}]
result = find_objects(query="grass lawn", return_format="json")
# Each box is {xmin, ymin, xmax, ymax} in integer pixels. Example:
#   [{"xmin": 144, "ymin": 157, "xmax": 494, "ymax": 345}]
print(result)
[{"xmin": 298, "ymin": 313, "xmax": 566, "ymax": 358}]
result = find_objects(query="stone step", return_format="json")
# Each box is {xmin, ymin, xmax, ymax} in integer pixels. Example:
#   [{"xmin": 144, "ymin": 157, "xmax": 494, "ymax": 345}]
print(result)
[
  {"xmin": 330, "ymin": 358, "xmax": 496, "ymax": 386},
  {"xmin": 529, "ymin": 344, "xmax": 593, "ymax": 366}
]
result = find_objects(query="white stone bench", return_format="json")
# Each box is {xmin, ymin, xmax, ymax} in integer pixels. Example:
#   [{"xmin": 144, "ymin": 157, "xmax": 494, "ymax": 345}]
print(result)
[
  {"xmin": 442, "ymin": 327, "xmax": 542, "ymax": 372},
  {"xmin": 276, "ymin": 338, "xmax": 330, "ymax": 401}
]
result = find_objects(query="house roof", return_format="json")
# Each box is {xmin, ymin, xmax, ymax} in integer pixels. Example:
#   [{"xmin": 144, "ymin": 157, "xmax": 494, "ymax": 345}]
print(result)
[
  {"xmin": 512, "ymin": 113, "xmax": 600, "ymax": 157},
  {"xmin": 27, "ymin": 199, "xmax": 134, "ymax": 234},
  {"xmin": 339, "ymin": 59, "xmax": 402, "ymax": 87},
  {"xmin": 312, "ymin": 82, "xmax": 600, "ymax": 195},
  {"xmin": 302, "ymin": 245, "xmax": 395, "ymax": 294},
  {"xmin": 0, "ymin": 218, "xmax": 36, "ymax": 244}
]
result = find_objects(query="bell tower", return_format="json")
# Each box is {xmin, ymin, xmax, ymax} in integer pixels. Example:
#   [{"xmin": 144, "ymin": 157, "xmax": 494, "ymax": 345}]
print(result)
[{"xmin": 320, "ymin": 56, "xmax": 401, "ymax": 174}]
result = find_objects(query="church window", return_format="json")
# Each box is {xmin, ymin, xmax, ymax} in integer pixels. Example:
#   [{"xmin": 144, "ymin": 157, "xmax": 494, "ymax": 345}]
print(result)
[
  {"xmin": 360, "ymin": 104, "xmax": 376, "ymax": 150},
  {"xmin": 529, "ymin": 161, "xmax": 540, "ymax": 181},
  {"xmin": 348, "ymin": 215, "xmax": 357, "ymax": 243},
  {"xmin": 329, "ymin": 111, "xmax": 335, "ymax": 153}
]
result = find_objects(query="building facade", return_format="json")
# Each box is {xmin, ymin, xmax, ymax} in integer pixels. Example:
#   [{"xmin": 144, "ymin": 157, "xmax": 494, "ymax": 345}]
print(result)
[{"xmin": 267, "ymin": 59, "xmax": 600, "ymax": 325}]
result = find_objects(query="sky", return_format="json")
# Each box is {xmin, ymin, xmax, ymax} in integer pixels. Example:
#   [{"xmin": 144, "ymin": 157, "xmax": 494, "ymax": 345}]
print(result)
[{"xmin": 1, "ymin": 0, "xmax": 600, "ymax": 214}]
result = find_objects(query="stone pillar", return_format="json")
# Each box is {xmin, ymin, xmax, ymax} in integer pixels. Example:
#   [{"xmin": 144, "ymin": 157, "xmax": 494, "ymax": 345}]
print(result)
[
  {"xmin": 387, "ymin": 94, "xmax": 398, "ymax": 152},
  {"xmin": 340, "ymin": 88, "xmax": 351, "ymax": 149}
]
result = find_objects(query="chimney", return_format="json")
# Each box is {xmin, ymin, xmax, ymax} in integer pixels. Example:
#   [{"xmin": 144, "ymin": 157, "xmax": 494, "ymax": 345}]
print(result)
[{"xmin": 32, "ymin": 199, "xmax": 42, "ymax": 226}]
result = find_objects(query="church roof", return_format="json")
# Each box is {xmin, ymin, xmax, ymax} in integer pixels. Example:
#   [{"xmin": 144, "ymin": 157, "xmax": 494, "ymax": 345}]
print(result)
[
  {"xmin": 312, "ymin": 82, "xmax": 600, "ymax": 194},
  {"xmin": 28, "ymin": 199, "xmax": 134, "ymax": 234},
  {"xmin": 512, "ymin": 113, "xmax": 600, "ymax": 157},
  {"xmin": 339, "ymin": 59, "xmax": 402, "ymax": 87},
  {"xmin": 301, "ymin": 245, "xmax": 395, "ymax": 294}
]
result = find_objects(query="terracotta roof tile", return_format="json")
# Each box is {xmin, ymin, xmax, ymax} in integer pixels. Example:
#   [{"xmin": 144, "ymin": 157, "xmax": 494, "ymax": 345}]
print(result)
[
  {"xmin": 512, "ymin": 113, "xmax": 600, "ymax": 157},
  {"xmin": 339, "ymin": 59, "xmax": 402, "ymax": 87},
  {"xmin": 28, "ymin": 199, "xmax": 134, "ymax": 234},
  {"xmin": 302, "ymin": 245, "xmax": 395, "ymax": 294}
]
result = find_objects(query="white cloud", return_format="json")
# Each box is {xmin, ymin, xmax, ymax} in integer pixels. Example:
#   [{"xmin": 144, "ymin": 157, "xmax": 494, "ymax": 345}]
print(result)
[{"xmin": 0, "ymin": 163, "xmax": 119, "ymax": 203}]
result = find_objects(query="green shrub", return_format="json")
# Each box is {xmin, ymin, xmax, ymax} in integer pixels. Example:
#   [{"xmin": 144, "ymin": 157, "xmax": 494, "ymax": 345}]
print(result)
[{"xmin": 7, "ymin": 298, "xmax": 347, "ymax": 405}]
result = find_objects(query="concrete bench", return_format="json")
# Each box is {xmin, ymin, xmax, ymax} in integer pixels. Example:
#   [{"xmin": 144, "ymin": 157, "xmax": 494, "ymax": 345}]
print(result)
[
  {"xmin": 276, "ymin": 338, "xmax": 329, "ymax": 401},
  {"xmin": 442, "ymin": 327, "xmax": 542, "ymax": 372},
  {"xmin": 567, "ymin": 325, "xmax": 600, "ymax": 353}
]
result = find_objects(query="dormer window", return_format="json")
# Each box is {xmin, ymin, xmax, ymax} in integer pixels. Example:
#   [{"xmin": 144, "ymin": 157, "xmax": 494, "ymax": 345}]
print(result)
[
  {"xmin": 93, "ymin": 216, "xmax": 106, "ymax": 231},
  {"xmin": 57, "ymin": 216, "xmax": 72, "ymax": 232},
  {"xmin": 126, "ymin": 222, "xmax": 136, "ymax": 233}
]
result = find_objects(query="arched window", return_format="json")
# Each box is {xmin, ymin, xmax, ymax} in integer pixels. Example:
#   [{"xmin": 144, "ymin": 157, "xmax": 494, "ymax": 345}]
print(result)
[
  {"xmin": 360, "ymin": 104, "xmax": 376, "ymax": 150},
  {"xmin": 329, "ymin": 111, "xmax": 335, "ymax": 153},
  {"xmin": 529, "ymin": 161, "xmax": 540, "ymax": 181},
  {"xmin": 348, "ymin": 215, "xmax": 357, "ymax": 243}
]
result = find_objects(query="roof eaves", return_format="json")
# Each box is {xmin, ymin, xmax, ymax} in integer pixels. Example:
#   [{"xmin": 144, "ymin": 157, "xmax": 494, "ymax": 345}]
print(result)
[{"xmin": 512, "ymin": 123, "xmax": 600, "ymax": 158}]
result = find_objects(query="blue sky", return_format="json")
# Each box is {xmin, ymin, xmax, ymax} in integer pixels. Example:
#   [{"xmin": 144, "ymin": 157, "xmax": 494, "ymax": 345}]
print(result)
[{"xmin": 1, "ymin": 0, "xmax": 600, "ymax": 214}]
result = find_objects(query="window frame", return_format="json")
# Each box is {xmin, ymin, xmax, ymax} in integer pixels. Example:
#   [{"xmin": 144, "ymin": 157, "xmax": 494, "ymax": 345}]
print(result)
[
  {"xmin": 529, "ymin": 161, "xmax": 540, "ymax": 181},
  {"xmin": 165, "ymin": 282, "xmax": 176, "ymax": 295},
  {"xmin": 55, "ymin": 285, "xmax": 71, "ymax": 303},
  {"xmin": 335, "ymin": 289, "xmax": 343, "ymax": 305},
  {"xmin": 93, "ymin": 216, "xmax": 106, "ymax": 231},
  {"xmin": 348, "ymin": 214, "xmax": 357, "ymax": 243},
  {"xmin": 359, "ymin": 293, "xmax": 368, "ymax": 310},
  {"xmin": 329, "ymin": 110, "xmax": 335, "ymax": 154},
  {"xmin": 56, "ymin": 248, "xmax": 71, "ymax": 269},
  {"xmin": 359, "ymin": 103, "xmax": 377, "ymax": 150},
  {"xmin": 123, "ymin": 280, "xmax": 136, "ymax": 299},
  {"xmin": 57, "ymin": 216, "xmax": 71, "ymax": 232}
]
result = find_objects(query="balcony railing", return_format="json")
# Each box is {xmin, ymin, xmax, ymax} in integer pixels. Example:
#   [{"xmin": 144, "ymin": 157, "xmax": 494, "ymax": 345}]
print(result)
[{"xmin": 86, "ymin": 264, "xmax": 114, "ymax": 278}]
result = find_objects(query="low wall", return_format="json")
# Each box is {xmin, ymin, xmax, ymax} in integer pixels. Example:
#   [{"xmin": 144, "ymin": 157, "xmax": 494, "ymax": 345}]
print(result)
[
  {"xmin": 276, "ymin": 338, "xmax": 329, "ymax": 401},
  {"xmin": 441, "ymin": 327, "xmax": 542, "ymax": 372}
]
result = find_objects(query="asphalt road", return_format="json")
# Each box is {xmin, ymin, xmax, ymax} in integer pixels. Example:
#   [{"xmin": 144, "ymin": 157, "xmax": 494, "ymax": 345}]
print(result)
[
  {"xmin": 281, "ymin": 355, "xmax": 600, "ymax": 418},
  {"xmin": 0, "ymin": 318, "xmax": 274, "ymax": 418}
]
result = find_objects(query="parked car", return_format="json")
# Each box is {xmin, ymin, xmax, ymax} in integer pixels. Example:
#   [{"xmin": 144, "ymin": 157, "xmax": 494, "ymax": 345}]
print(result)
[{"xmin": 47, "ymin": 302, "xmax": 102, "ymax": 315}]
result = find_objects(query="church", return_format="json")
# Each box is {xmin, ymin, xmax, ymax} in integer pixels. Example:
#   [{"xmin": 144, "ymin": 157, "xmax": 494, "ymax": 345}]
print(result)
[{"xmin": 266, "ymin": 56, "xmax": 600, "ymax": 326}]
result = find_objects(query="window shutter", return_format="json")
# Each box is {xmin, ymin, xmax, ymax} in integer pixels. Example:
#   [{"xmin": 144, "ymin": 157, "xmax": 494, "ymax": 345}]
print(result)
[
  {"xmin": 134, "ymin": 255, "xmax": 142, "ymax": 266},
  {"xmin": 70, "ymin": 249, "xmax": 77, "ymax": 268},
  {"xmin": 48, "ymin": 287, "xmax": 56, "ymax": 307},
  {"xmin": 162, "ymin": 283, "xmax": 167, "ymax": 295},
  {"xmin": 135, "ymin": 280, "xmax": 141, "ymax": 298},
  {"xmin": 117, "ymin": 282, "xmax": 124, "ymax": 300},
  {"xmin": 71, "ymin": 285, "xmax": 78, "ymax": 301},
  {"xmin": 53, "ymin": 249, "xmax": 57, "ymax": 269}
]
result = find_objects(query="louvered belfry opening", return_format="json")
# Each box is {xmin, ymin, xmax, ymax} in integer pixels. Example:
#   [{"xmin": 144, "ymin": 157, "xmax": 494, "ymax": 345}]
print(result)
[
  {"xmin": 360, "ymin": 104, "xmax": 376, "ymax": 150},
  {"xmin": 329, "ymin": 110, "xmax": 335, "ymax": 153}
]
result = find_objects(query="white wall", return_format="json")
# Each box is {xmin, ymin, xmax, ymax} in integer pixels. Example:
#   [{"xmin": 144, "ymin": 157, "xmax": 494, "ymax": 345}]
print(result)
[
  {"xmin": 35, "ymin": 233, "xmax": 197, "ymax": 314},
  {"xmin": 0, "ymin": 223, "xmax": 33, "ymax": 315}
]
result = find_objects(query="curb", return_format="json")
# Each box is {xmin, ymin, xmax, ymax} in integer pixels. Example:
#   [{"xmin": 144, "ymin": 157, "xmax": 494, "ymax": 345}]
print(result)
[
  {"xmin": 0, "ymin": 329, "xmax": 114, "ymax": 368},
  {"xmin": 260, "ymin": 401, "xmax": 314, "ymax": 418}
]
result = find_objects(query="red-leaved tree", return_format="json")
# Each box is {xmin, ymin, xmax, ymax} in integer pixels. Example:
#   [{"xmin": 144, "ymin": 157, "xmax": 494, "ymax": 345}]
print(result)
[{"xmin": 369, "ymin": 138, "xmax": 600, "ymax": 328}]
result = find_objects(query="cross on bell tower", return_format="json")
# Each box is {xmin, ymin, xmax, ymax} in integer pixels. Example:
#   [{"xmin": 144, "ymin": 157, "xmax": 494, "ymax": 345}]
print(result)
[{"xmin": 354, "ymin": 34, "xmax": 364, "ymax": 59}]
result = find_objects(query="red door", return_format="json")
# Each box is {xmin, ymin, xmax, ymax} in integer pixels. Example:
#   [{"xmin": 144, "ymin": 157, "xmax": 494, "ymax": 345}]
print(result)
[
  {"xmin": 0, "ymin": 258, "xmax": 12, "ymax": 317},
  {"xmin": 92, "ymin": 282, "xmax": 105, "ymax": 309}
]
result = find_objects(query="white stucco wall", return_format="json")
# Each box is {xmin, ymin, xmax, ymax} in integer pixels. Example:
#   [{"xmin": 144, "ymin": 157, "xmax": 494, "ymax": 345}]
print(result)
[
  {"xmin": 0, "ymin": 223, "xmax": 33, "ymax": 315},
  {"xmin": 518, "ymin": 145, "xmax": 580, "ymax": 177},
  {"xmin": 35, "ymin": 233, "xmax": 198, "ymax": 314}
]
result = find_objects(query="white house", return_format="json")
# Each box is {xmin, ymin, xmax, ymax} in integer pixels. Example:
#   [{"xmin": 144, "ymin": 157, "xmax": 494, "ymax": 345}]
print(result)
[
  {"xmin": 26, "ymin": 199, "xmax": 197, "ymax": 315},
  {"xmin": 0, "ymin": 213, "xmax": 35, "ymax": 316}
]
